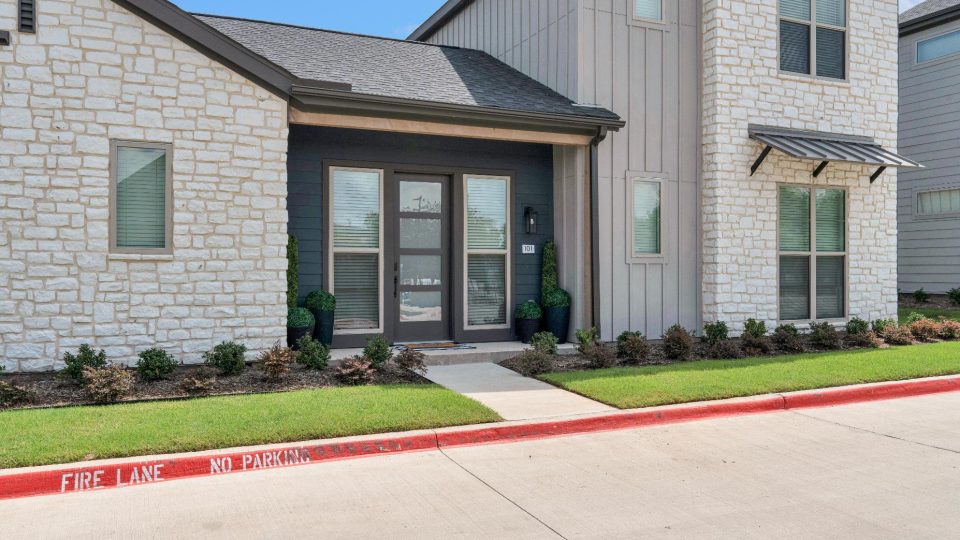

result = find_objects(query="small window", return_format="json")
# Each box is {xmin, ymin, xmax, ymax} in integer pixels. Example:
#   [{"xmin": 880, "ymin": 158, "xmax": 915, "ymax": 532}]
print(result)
[
  {"xmin": 917, "ymin": 188, "xmax": 960, "ymax": 215},
  {"xmin": 632, "ymin": 179, "xmax": 661, "ymax": 255},
  {"xmin": 19, "ymin": 0, "xmax": 36, "ymax": 33},
  {"xmin": 111, "ymin": 142, "xmax": 172, "ymax": 253},
  {"xmin": 918, "ymin": 30, "xmax": 960, "ymax": 63},
  {"xmin": 779, "ymin": 0, "xmax": 846, "ymax": 79},
  {"xmin": 465, "ymin": 175, "xmax": 510, "ymax": 328},
  {"xmin": 634, "ymin": 0, "xmax": 662, "ymax": 21}
]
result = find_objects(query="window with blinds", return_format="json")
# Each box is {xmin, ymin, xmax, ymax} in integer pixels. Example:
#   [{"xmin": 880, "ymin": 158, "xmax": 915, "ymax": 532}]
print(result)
[
  {"xmin": 918, "ymin": 30, "xmax": 960, "ymax": 63},
  {"xmin": 634, "ymin": 0, "xmax": 662, "ymax": 21},
  {"xmin": 330, "ymin": 168, "xmax": 382, "ymax": 332},
  {"xmin": 465, "ymin": 176, "xmax": 509, "ymax": 327},
  {"xmin": 917, "ymin": 188, "xmax": 960, "ymax": 215},
  {"xmin": 632, "ymin": 180, "xmax": 661, "ymax": 255},
  {"xmin": 779, "ymin": 0, "xmax": 846, "ymax": 79},
  {"xmin": 113, "ymin": 143, "xmax": 170, "ymax": 252},
  {"xmin": 779, "ymin": 185, "xmax": 846, "ymax": 321}
]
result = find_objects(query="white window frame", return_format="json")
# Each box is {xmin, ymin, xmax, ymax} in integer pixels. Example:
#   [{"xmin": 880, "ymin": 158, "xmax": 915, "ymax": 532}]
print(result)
[
  {"xmin": 328, "ymin": 166, "xmax": 385, "ymax": 335},
  {"xmin": 778, "ymin": 0, "xmax": 849, "ymax": 82},
  {"xmin": 109, "ymin": 140, "xmax": 174, "ymax": 255},
  {"xmin": 463, "ymin": 174, "xmax": 512, "ymax": 331},
  {"xmin": 627, "ymin": 173, "xmax": 665, "ymax": 262},
  {"xmin": 916, "ymin": 28, "xmax": 960, "ymax": 65},
  {"xmin": 777, "ymin": 183, "xmax": 849, "ymax": 323},
  {"xmin": 913, "ymin": 186, "xmax": 960, "ymax": 219}
]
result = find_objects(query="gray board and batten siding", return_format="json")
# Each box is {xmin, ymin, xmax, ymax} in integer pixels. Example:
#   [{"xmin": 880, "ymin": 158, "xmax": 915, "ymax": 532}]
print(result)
[
  {"xmin": 899, "ymin": 16, "xmax": 960, "ymax": 293},
  {"xmin": 421, "ymin": 0, "xmax": 703, "ymax": 340}
]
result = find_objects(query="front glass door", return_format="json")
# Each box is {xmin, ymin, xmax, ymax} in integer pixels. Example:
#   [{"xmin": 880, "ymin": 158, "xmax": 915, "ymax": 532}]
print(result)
[{"xmin": 394, "ymin": 175, "xmax": 450, "ymax": 342}]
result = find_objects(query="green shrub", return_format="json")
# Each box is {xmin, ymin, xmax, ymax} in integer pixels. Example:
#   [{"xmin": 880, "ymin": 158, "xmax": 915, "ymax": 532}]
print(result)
[
  {"xmin": 871, "ymin": 318, "xmax": 896, "ymax": 334},
  {"xmin": 582, "ymin": 342, "xmax": 618, "ymax": 369},
  {"xmin": 288, "ymin": 307, "xmax": 315, "ymax": 329},
  {"xmin": 203, "ymin": 341, "xmax": 247, "ymax": 375},
  {"xmin": 575, "ymin": 327, "xmax": 600, "ymax": 352},
  {"xmin": 136, "ymin": 348, "xmax": 178, "ymax": 381},
  {"xmin": 514, "ymin": 350, "xmax": 554, "ymax": 376},
  {"xmin": 62, "ymin": 344, "xmax": 108, "ymax": 382},
  {"xmin": 947, "ymin": 288, "xmax": 960, "ymax": 306},
  {"xmin": 305, "ymin": 290, "xmax": 336, "ymax": 312},
  {"xmin": 335, "ymin": 357, "xmax": 375, "ymax": 385},
  {"xmin": 362, "ymin": 335, "xmax": 393, "ymax": 369},
  {"xmin": 702, "ymin": 321, "xmax": 728, "ymax": 345},
  {"xmin": 905, "ymin": 312, "xmax": 927, "ymax": 325},
  {"xmin": 296, "ymin": 335, "xmax": 330, "ymax": 370},
  {"xmin": 542, "ymin": 287, "xmax": 571, "ymax": 308},
  {"xmin": 82, "ymin": 364, "xmax": 134, "ymax": 404},
  {"xmin": 846, "ymin": 317, "xmax": 869, "ymax": 336},
  {"xmin": 662, "ymin": 325, "xmax": 695, "ymax": 360},
  {"xmin": 287, "ymin": 235, "xmax": 299, "ymax": 309},
  {"xmin": 616, "ymin": 331, "xmax": 651, "ymax": 364},
  {"xmin": 0, "ymin": 381, "xmax": 34, "ymax": 408},
  {"xmin": 772, "ymin": 324, "xmax": 804, "ymax": 353},
  {"xmin": 530, "ymin": 331, "xmax": 559, "ymax": 356},
  {"xmin": 809, "ymin": 322, "xmax": 841, "ymax": 350},
  {"xmin": 707, "ymin": 339, "xmax": 743, "ymax": 359},
  {"xmin": 541, "ymin": 240, "xmax": 559, "ymax": 296},
  {"xmin": 259, "ymin": 340, "xmax": 295, "ymax": 380},
  {"xmin": 913, "ymin": 288, "xmax": 930, "ymax": 304},
  {"xmin": 743, "ymin": 319, "xmax": 767, "ymax": 339},
  {"xmin": 393, "ymin": 349, "xmax": 427, "ymax": 375},
  {"xmin": 882, "ymin": 325, "xmax": 914, "ymax": 346},
  {"xmin": 515, "ymin": 300, "xmax": 543, "ymax": 320}
]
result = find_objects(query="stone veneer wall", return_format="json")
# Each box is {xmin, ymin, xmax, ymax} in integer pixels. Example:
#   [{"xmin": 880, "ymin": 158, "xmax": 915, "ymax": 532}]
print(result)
[
  {"xmin": 0, "ymin": 0, "xmax": 289, "ymax": 371},
  {"xmin": 701, "ymin": 0, "xmax": 900, "ymax": 333}
]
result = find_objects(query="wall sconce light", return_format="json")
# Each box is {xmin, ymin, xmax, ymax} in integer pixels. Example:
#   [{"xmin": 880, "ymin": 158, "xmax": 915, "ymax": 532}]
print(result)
[
  {"xmin": 0, "ymin": 31, "xmax": 10, "ymax": 47},
  {"xmin": 524, "ymin": 207, "xmax": 538, "ymax": 235}
]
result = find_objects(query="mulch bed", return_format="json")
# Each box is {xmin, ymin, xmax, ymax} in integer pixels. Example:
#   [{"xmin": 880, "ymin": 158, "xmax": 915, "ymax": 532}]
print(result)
[
  {"xmin": 899, "ymin": 294, "xmax": 960, "ymax": 310},
  {"xmin": 0, "ymin": 363, "xmax": 427, "ymax": 411}
]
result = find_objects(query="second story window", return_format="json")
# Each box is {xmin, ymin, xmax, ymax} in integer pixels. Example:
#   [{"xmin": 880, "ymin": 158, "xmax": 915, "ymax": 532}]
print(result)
[
  {"xmin": 780, "ymin": 0, "xmax": 846, "ymax": 80},
  {"xmin": 634, "ymin": 0, "xmax": 662, "ymax": 21}
]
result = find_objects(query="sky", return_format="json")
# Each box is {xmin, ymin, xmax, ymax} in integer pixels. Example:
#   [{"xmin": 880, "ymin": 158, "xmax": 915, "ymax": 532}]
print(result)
[{"xmin": 172, "ymin": 0, "xmax": 926, "ymax": 39}]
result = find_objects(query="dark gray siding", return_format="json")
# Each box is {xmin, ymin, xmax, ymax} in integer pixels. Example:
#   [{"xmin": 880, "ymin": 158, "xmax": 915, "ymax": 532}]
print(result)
[
  {"xmin": 287, "ymin": 125, "xmax": 554, "ymax": 309},
  {"xmin": 899, "ymin": 19, "xmax": 960, "ymax": 293}
]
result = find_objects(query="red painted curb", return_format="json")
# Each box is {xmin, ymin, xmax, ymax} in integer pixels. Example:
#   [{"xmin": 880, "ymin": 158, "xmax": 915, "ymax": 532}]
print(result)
[{"xmin": 2, "ymin": 375, "xmax": 958, "ymax": 501}]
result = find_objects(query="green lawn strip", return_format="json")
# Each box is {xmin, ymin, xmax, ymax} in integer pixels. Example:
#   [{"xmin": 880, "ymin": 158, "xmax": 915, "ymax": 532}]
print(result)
[
  {"xmin": 541, "ymin": 342, "xmax": 960, "ymax": 410},
  {"xmin": 0, "ymin": 385, "xmax": 500, "ymax": 469},
  {"xmin": 899, "ymin": 307, "xmax": 960, "ymax": 323}
]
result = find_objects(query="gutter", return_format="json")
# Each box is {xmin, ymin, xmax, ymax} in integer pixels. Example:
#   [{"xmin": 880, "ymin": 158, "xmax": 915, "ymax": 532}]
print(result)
[
  {"xmin": 900, "ymin": 5, "xmax": 960, "ymax": 36},
  {"xmin": 589, "ymin": 127, "xmax": 609, "ymax": 334}
]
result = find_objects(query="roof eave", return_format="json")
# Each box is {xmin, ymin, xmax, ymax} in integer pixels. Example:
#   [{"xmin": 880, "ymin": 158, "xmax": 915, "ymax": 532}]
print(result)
[
  {"xmin": 900, "ymin": 5, "xmax": 960, "ymax": 36},
  {"xmin": 408, "ymin": 0, "xmax": 473, "ymax": 41}
]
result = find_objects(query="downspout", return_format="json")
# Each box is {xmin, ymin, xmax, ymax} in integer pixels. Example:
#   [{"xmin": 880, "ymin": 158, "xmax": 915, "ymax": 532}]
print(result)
[{"xmin": 589, "ymin": 127, "xmax": 608, "ymax": 336}]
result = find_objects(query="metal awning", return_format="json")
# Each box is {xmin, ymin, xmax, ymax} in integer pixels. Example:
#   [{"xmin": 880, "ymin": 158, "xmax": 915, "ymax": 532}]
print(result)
[{"xmin": 748, "ymin": 124, "xmax": 923, "ymax": 183}]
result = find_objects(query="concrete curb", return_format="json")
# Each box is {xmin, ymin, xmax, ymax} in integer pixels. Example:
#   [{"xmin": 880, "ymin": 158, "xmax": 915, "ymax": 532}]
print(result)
[{"xmin": 2, "ymin": 375, "xmax": 958, "ymax": 501}]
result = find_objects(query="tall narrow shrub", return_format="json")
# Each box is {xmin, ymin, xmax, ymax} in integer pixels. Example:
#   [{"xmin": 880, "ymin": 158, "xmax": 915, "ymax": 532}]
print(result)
[
  {"xmin": 287, "ymin": 235, "xmax": 299, "ymax": 309},
  {"xmin": 541, "ymin": 241, "xmax": 559, "ymax": 297}
]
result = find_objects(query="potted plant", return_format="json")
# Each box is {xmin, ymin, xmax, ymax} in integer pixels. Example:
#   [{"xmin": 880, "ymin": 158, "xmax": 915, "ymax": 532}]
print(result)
[
  {"xmin": 287, "ymin": 307, "xmax": 315, "ymax": 349},
  {"xmin": 515, "ymin": 300, "xmax": 543, "ymax": 344},
  {"xmin": 540, "ymin": 240, "xmax": 571, "ymax": 343},
  {"xmin": 305, "ymin": 290, "xmax": 336, "ymax": 346}
]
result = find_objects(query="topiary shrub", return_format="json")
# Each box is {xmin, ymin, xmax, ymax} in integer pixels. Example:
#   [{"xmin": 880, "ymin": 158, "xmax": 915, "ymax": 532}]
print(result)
[
  {"xmin": 0, "ymin": 381, "xmax": 34, "ymax": 408},
  {"xmin": 530, "ymin": 331, "xmax": 559, "ymax": 356},
  {"xmin": 304, "ymin": 290, "xmax": 336, "ymax": 313},
  {"xmin": 662, "ymin": 325, "xmax": 695, "ymax": 360},
  {"xmin": 203, "ymin": 341, "xmax": 247, "ymax": 375},
  {"xmin": 362, "ymin": 335, "xmax": 393, "ymax": 369},
  {"xmin": 259, "ymin": 340, "xmax": 296, "ymax": 380},
  {"xmin": 905, "ymin": 312, "xmax": 927, "ymax": 325},
  {"xmin": 335, "ymin": 357, "xmax": 375, "ymax": 385},
  {"xmin": 772, "ymin": 324, "xmax": 805, "ymax": 353},
  {"xmin": 542, "ymin": 287, "xmax": 571, "ymax": 308},
  {"xmin": 846, "ymin": 317, "xmax": 869, "ymax": 336},
  {"xmin": 62, "ymin": 344, "xmax": 108, "ymax": 383},
  {"xmin": 393, "ymin": 349, "xmax": 428, "ymax": 375},
  {"xmin": 513, "ymin": 350, "xmax": 554, "ymax": 376},
  {"xmin": 136, "ymin": 348, "xmax": 178, "ymax": 381},
  {"xmin": 82, "ymin": 364, "xmax": 134, "ymax": 404},
  {"xmin": 913, "ymin": 288, "xmax": 930, "ymax": 304},
  {"xmin": 909, "ymin": 319, "xmax": 942, "ymax": 342},
  {"xmin": 882, "ymin": 325, "xmax": 914, "ymax": 346},
  {"xmin": 708, "ymin": 339, "xmax": 743, "ymax": 359},
  {"xmin": 582, "ymin": 342, "xmax": 618, "ymax": 369},
  {"xmin": 872, "ymin": 318, "xmax": 896, "ymax": 334},
  {"xmin": 616, "ymin": 331, "xmax": 651, "ymax": 364},
  {"xmin": 938, "ymin": 320, "xmax": 960, "ymax": 340},
  {"xmin": 287, "ymin": 307, "xmax": 315, "ymax": 329},
  {"xmin": 296, "ymin": 335, "xmax": 330, "ymax": 370},
  {"xmin": 845, "ymin": 331, "xmax": 883, "ymax": 349},
  {"xmin": 702, "ymin": 321, "xmax": 728, "ymax": 345},
  {"xmin": 541, "ymin": 240, "xmax": 559, "ymax": 296},
  {"xmin": 809, "ymin": 322, "xmax": 841, "ymax": 350},
  {"xmin": 575, "ymin": 327, "xmax": 600, "ymax": 352},
  {"xmin": 179, "ymin": 368, "xmax": 217, "ymax": 395},
  {"xmin": 743, "ymin": 319, "xmax": 767, "ymax": 339},
  {"xmin": 947, "ymin": 288, "xmax": 960, "ymax": 306},
  {"xmin": 515, "ymin": 300, "xmax": 543, "ymax": 320},
  {"xmin": 287, "ymin": 235, "xmax": 299, "ymax": 309}
]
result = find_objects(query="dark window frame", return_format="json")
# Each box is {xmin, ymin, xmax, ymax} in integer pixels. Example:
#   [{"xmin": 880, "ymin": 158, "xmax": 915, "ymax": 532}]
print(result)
[{"xmin": 779, "ymin": 0, "xmax": 849, "ymax": 81}]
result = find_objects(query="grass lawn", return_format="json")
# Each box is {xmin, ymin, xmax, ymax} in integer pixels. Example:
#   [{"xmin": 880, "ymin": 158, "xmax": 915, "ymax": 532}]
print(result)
[
  {"xmin": 899, "ymin": 307, "xmax": 960, "ymax": 323},
  {"xmin": 542, "ymin": 342, "xmax": 960, "ymax": 410},
  {"xmin": 0, "ymin": 385, "xmax": 500, "ymax": 469}
]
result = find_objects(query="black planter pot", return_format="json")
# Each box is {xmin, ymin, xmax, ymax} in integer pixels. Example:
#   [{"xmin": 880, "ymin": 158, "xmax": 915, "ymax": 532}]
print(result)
[
  {"xmin": 544, "ymin": 306, "xmax": 570, "ymax": 344},
  {"xmin": 516, "ymin": 318, "xmax": 540, "ymax": 344},
  {"xmin": 287, "ymin": 324, "xmax": 314, "ymax": 349},
  {"xmin": 312, "ymin": 309, "xmax": 335, "ymax": 346}
]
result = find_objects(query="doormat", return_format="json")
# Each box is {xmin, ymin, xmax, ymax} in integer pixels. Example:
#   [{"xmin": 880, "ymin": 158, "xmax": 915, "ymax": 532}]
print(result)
[{"xmin": 400, "ymin": 343, "xmax": 477, "ymax": 352}]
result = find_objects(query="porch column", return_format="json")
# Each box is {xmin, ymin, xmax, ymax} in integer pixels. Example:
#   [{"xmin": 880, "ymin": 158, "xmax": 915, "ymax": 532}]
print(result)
[{"xmin": 553, "ymin": 145, "xmax": 592, "ymax": 335}]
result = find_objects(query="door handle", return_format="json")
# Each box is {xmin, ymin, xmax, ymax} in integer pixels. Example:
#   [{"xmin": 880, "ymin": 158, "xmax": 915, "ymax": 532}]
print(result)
[{"xmin": 394, "ymin": 275, "xmax": 398, "ymax": 298}]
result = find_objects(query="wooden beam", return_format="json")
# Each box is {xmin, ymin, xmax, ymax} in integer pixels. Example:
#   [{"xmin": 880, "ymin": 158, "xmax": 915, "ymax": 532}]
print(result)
[{"xmin": 289, "ymin": 108, "xmax": 593, "ymax": 146}]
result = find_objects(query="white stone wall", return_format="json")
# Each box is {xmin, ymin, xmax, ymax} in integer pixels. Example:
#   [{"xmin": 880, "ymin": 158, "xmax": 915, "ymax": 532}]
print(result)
[
  {"xmin": 0, "ymin": 0, "xmax": 289, "ymax": 371},
  {"xmin": 702, "ymin": 0, "xmax": 900, "ymax": 333}
]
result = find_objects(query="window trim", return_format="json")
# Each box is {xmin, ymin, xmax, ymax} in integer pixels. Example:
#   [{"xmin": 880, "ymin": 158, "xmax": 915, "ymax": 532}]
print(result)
[
  {"xmin": 626, "ymin": 173, "xmax": 666, "ymax": 262},
  {"xmin": 327, "ymin": 166, "xmax": 385, "ymax": 336},
  {"xmin": 463, "ymin": 174, "xmax": 512, "ymax": 331},
  {"xmin": 109, "ymin": 140, "xmax": 174, "ymax": 255},
  {"xmin": 913, "ymin": 186, "xmax": 960, "ymax": 220},
  {"xmin": 916, "ymin": 27, "xmax": 960, "ymax": 65},
  {"xmin": 777, "ymin": 0, "xmax": 850, "ymax": 82},
  {"xmin": 628, "ymin": 0, "xmax": 669, "ymax": 29},
  {"xmin": 777, "ymin": 183, "xmax": 849, "ymax": 323}
]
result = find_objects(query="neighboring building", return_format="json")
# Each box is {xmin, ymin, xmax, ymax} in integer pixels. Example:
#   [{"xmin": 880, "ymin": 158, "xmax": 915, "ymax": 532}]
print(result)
[
  {"xmin": 412, "ymin": 0, "xmax": 919, "ymax": 340},
  {"xmin": 898, "ymin": 0, "xmax": 960, "ymax": 294}
]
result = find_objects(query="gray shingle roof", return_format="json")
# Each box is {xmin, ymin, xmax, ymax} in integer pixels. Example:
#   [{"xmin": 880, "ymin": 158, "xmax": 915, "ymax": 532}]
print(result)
[
  {"xmin": 901, "ymin": 0, "xmax": 960, "ymax": 24},
  {"xmin": 194, "ymin": 14, "xmax": 620, "ymax": 123}
]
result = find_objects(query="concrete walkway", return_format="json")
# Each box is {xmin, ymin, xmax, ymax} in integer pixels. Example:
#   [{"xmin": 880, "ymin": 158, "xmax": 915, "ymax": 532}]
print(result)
[{"xmin": 423, "ymin": 362, "xmax": 614, "ymax": 421}]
